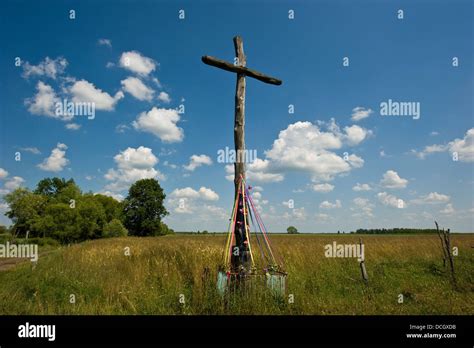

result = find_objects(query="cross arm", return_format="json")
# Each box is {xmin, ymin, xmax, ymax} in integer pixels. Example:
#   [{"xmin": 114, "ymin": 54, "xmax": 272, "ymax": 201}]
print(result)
[{"xmin": 201, "ymin": 55, "xmax": 282, "ymax": 86}]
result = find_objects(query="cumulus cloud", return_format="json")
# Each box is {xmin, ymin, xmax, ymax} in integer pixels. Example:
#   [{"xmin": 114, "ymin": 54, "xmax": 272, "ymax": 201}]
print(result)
[
  {"xmin": 168, "ymin": 186, "xmax": 219, "ymax": 214},
  {"xmin": 380, "ymin": 170, "xmax": 408, "ymax": 189},
  {"xmin": 440, "ymin": 203, "xmax": 455, "ymax": 215},
  {"xmin": 411, "ymin": 128, "xmax": 474, "ymax": 162},
  {"xmin": 157, "ymin": 92, "xmax": 171, "ymax": 103},
  {"xmin": 119, "ymin": 51, "xmax": 156, "ymax": 76},
  {"xmin": 121, "ymin": 76, "xmax": 154, "ymax": 101},
  {"xmin": 98, "ymin": 191, "xmax": 124, "ymax": 201},
  {"xmin": 353, "ymin": 183, "xmax": 372, "ymax": 191},
  {"xmin": 223, "ymin": 119, "xmax": 369, "ymax": 184},
  {"xmin": 22, "ymin": 57, "xmax": 68, "ymax": 80},
  {"xmin": 0, "ymin": 176, "xmax": 25, "ymax": 195},
  {"xmin": 410, "ymin": 192, "xmax": 450, "ymax": 205},
  {"xmin": 37, "ymin": 143, "xmax": 69, "ymax": 172},
  {"xmin": 319, "ymin": 199, "xmax": 341, "ymax": 209},
  {"xmin": 312, "ymin": 183, "xmax": 334, "ymax": 193},
  {"xmin": 351, "ymin": 106, "xmax": 373, "ymax": 122},
  {"xmin": 69, "ymin": 79, "xmax": 124, "ymax": 111},
  {"xmin": 0, "ymin": 168, "xmax": 8, "ymax": 180},
  {"xmin": 224, "ymin": 160, "xmax": 285, "ymax": 184},
  {"xmin": 264, "ymin": 120, "xmax": 368, "ymax": 182},
  {"xmin": 104, "ymin": 146, "xmax": 164, "ymax": 192},
  {"xmin": 377, "ymin": 192, "xmax": 405, "ymax": 208},
  {"xmin": 183, "ymin": 154, "xmax": 213, "ymax": 171},
  {"xmin": 351, "ymin": 197, "xmax": 374, "ymax": 217},
  {"xmin": 133, "ymin": 107, "xmax": 184, "ymax": 143},
  {"xmin": 25, "ymin": 81, "xmax": 68, "ymax": 119}
]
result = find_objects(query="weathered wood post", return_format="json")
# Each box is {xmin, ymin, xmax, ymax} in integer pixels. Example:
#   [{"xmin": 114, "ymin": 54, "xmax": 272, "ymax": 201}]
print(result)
[
  {"xmin": 202, "ymin": 36, "xmax": 282, "ymax": 274},
  {"xmin": 359, "ymin": 238, "xmax": 368, "ymax": 283},
  {"xmin": 435, "ymin": 221, "xmax": 447, "ymax": 267}
]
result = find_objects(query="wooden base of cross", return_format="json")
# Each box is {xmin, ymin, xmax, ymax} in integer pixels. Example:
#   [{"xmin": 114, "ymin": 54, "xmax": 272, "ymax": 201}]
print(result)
[{"xmin": 202, "ymin": 36, "xmax": 282, "ymax": 273}]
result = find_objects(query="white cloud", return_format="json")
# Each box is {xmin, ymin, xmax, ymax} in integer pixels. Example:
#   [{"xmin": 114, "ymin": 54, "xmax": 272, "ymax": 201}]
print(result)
[
  {"xmin": 25, "ymin": 81, "xmax": 69, "ymax": 119},
  {"xmin": 351, "ymin": 106, "xmax": 373, "ymax": 122},
  {"xmin": 380, "ymin": 170, "xmax": 408, "ymax": 189},
  {"xmin": 22, "ymin": 57, "xmax": 68, "ymax": 80},
  {"xmin": 343, "ymin": 125, "xmax": 371, "ymax": 145},
  {"xmin": 183, "ymin": 154, "xmax": 213, "ymax": 171},
  {"xmin": 98, "ymin": 38, "xmax": 112, "ymax": 47},
  {"xmin": 263, "ymin": 120, "xmax": 368, "ymax": 182},
  {"xmin": 440, "ymin": 203, "xmax": 455, "ymax": 215},
  {"xmin": 351, "ymin": 197, "xmax": 374, "ymax": 217},
  {"xmin": 377, "ymin": 192, "xmax": 405, "ymax": 209},
  {"xmin": 411, "ymin": 192, "xmax": 450, "ymax": 205},
  {"xmin": 168, "ymin": 186, "xmax": 220, "ymax": 214},
  {"xmin": 312, "ymin": 183, "xmax": 334, "ymax": 193},
  {"xmin": 98, "ymin": 191, "xmax": 124, "ymax": 201},
  {"xmin": 224, "ymin": 160, "xmax": 284, "ymax": 184},
  {"xmin": 170, "ymin": 187, "xmax": 219, "ymax": 201},
  {"xmin": 65, "ymin": 123, "xmax": 81, "ymax": 130},
  {"xmin": 411, "ymin": 128, "xmax": 474, "ymax": 162},
  {"xmin": 0, "ymin": 168, "xmax": 8, "ymax": 180},
  {"xmin": 69, "ymin": 79, "xmax": 124, "ymax": 111},
  {"xmin": 115, "ymin": 124, "xmax": 130, "ymax": 133},
  {"xmin": 37, "ymin": 143, "xmax": 69, "ymax": 172},
  {"xmin": 19, "ymin": 147, "xmax": 41, "ymax": 155},
  {"xmin": 353, "ymin": 183, "xmax": 372, "ymax": 191},
  {"xmin": 104, "ymin": 146, "xmax": 164, "ymax": 192},
  {"xmin": 449, "ymin": 128, "xmax": 474, "ymax": 162},
  {"xmin": 0, "ymin": 176, "xmax": 25, "ymax": 195},
  {"xmin": 119, "ymin": 51, "xmax": 156, "ymax": 76},
  {"xmin": 133, "ymin": 107, "xmax": 184, "ymax": 143},
  {"xmin": 121, "ymin": 77, "xmax": 154, "ymax": 101},
  {"xmin": 158, "ymin": 92, "xmax": 171, "ymax": 103},
  {"xmin": 319, "ymin": 199, "xmax": 341, "ymax": 209},
  {"xmin": 430, "ymin": 131, "xmax": 439, "ymax": 136}
]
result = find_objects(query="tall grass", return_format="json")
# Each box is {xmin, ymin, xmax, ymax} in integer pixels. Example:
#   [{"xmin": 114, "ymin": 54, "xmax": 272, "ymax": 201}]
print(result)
[{"xmin": 0, "ymin": 234, "xmax": 472, "ymax": 314}]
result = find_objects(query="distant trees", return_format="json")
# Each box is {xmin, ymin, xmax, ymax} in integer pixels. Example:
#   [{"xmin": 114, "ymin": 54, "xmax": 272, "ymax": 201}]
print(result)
[
  {"xmin": 123, "ymin": 179, "xmax": 171, "ymax": 236},
  {"xmin": 352, "ymin": 228, "xmax": 438, "ymax": 234},
  {"xmin": 287, "ymin": 226, "xmax": 298, "ymax": 234},
  {"xmin": 3, "ymin": 176, "xmax": 173, "ymax": 244}
]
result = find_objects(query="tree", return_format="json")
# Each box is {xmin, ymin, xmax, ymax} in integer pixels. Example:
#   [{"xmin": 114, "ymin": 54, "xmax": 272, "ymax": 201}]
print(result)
[
  {"xmin": 122, "ymin": 179, "xmax": 169, "ymax": 236},
  {"xmin": 287, "ymin": 226, "xmax": 298, "ymax": 234},
  {"xmin": 103, "ymin": 219, "xmax": 128, "ymax": 238},
  {"xmin": 4, "ymin": 188, "xmax": 46, "ymax": 237},
  {"xmin": 91, "ymin": 194, "xmax": 123, "ymax": 222},
  {"xmin": 34, "ymin": 177, "xmax": 77, "ymax": 198}
]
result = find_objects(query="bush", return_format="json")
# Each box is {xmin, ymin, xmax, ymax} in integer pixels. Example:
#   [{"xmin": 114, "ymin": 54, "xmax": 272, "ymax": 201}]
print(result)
[
  {"xmin": 15, "ymin": 237, "xmax": 60, "ymax": 247},
  {"xmin": 159, "ymin": 222, "xmax": 174, "ymax": 235},
  {"xmin": 103, "ymin": 219, "xmax": 128, "ymax": 238}
]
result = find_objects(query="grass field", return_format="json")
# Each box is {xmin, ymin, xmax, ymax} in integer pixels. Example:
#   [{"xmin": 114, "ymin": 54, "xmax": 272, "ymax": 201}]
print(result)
[{"xmin": 0, "ymin": 234, "xmax": 472, "ymax": 315}]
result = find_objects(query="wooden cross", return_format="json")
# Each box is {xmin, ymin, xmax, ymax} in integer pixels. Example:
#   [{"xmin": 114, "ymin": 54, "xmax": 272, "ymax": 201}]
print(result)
[{"xmin": 202, "ymin": 36, "xmax": 282, "ymax": 272}]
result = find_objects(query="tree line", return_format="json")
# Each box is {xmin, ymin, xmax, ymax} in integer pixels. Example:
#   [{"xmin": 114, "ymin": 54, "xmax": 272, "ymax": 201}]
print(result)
[
  {"xmin": 2, "ymin": 177, "xmax": 173, "ymax": 244},
  {"xmin": 351, "ymin": 228, "xmax": 438, "ymax": 234}
]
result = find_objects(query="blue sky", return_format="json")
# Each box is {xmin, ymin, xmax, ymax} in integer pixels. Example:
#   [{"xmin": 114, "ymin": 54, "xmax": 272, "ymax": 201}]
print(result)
[{"xmin": 0, "ymin": 0, "xmax": 472, "ymax": 232}]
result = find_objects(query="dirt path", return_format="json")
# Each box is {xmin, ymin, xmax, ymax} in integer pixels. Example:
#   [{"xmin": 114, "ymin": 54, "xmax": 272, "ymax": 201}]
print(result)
[{"xmin": 0, "ymin": 250, "xmax": 57, "ymax": 271}]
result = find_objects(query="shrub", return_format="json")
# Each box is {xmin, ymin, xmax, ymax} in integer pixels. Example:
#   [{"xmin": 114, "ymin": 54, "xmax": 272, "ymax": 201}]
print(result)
[{"xmin": 103, "ymin": 219, "xmax": 128, "ymax": 238}]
